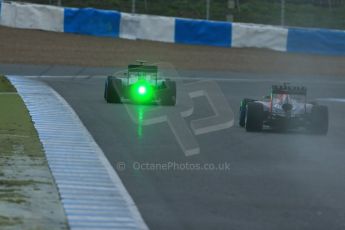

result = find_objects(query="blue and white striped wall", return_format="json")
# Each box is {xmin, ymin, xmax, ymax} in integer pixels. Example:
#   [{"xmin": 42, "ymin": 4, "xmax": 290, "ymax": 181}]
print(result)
[{"xmin": 1, "ymin": 1, "xmax": 345, "ymax": 56}]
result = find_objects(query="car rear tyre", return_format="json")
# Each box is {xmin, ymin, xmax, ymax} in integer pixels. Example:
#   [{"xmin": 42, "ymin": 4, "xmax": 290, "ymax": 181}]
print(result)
[
  {"xmin": 159, "ymin": 80, "xmax": 176, "ymax": 106},
  {"xmin": 104, "ymin": 76, "xmax": 122, "ymax": 104},
  {"xmin": 245, "ymin": 102, "xmax": 264, "ymax": 132},
  {"xmin": 239, "ymin": 98, "xmax": 255, "ymax": 127},
  {"xmin": 309, "ymin": 105, "xmax": 328, "ymax": 135}
]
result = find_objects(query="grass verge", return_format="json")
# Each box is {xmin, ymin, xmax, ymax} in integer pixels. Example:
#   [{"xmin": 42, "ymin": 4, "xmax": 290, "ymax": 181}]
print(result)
[
  {"xmin": 0, "ymin": 75, "xmax": 68, "ymax": 229},
  {"xmin": 0, "ymin": 77, "xmax": 16, "ymax": 92},
  {"xmin": 0, "ymin": 76, "xmax": 43, "ymax": 157}
]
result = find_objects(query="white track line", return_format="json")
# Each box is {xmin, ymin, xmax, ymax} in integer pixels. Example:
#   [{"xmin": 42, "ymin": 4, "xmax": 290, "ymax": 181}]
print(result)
[
  {"xmin": 317, "ymin": 98, "xmax": 345, "ymax": 103},
  {"xmin": 28, "ymin": 74, "xmax": 345, "ymax": 85},
  {"xmin": 8, "ymin": 76, "xmax": 148, "ymax": 230}
]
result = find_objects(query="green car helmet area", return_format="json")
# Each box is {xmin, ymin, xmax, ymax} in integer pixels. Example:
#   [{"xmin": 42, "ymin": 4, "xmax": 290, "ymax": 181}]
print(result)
[{"xmin": 104, "ymin": 61, "xmax": 176, "ymax": 105}]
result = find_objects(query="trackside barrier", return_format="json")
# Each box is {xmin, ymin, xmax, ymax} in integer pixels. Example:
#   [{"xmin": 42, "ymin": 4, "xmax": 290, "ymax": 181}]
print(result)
[
  {"xmin": 119, "ymin": 13, "xmax": 175, "ymax": 42},
  {"xmin": 175, "ymin": 18, "xmax": 232, "ymax": 47},
  {"xmin": 232, "ymin": 23, "xmax": 288, "ymax": 52},
  {"xmin": 0, "ymin": 1, "xmax": 63, "ymax": 32},
  {"xmin": 287, "ymin": 27, "xmax": 345, "ymax": 56},
  {"xmin": 64, "ymin": 7, "xmax": 120, "ymax": 37},
  {"xmin": 1, "ymin": 1, "xmax": 345, "ymax": 56}
]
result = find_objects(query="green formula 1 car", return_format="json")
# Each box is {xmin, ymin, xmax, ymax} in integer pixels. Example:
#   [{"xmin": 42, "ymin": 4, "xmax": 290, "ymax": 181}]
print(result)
[{"xmin": 104, "ymin": 61, "xmax": 176, "ymax": 105}]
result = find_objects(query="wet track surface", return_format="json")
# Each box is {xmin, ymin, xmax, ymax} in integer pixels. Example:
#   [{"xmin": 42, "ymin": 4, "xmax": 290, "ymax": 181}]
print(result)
[{"xmin": 41, "ymin": 72, "xmax": 345, "ymax": 230}]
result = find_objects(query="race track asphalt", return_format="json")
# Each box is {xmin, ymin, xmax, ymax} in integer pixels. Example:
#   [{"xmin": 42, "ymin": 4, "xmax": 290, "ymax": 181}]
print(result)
[
  {"xmin": 34, "ymin": 69, "xmax": 345, "ymax": 230},
  {"xmin": 1, "ymin": 25, "xmax": 345, "ymax": 230}
]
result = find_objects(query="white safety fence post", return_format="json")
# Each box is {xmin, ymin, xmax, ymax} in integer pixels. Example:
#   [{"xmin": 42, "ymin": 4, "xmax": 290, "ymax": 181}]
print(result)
[
  {"xmin": 132, "ymin": 0, "xmax": 136, "ymax": 13},
  {"xmin": 0, "ymin": 0, "xmax": 2, "ymax": 20},
  {"xmin": 281, "ymin": 0, "xmax": 285, "ymax": 26},
  {"xmin": 206, "ymin": 0, "xmax": 210, "ymax": 20}
]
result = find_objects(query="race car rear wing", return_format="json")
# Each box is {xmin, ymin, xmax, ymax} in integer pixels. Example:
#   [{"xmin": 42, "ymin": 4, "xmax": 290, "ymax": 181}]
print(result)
[
  {"xmin": 128, "ymin": 65, "xmax": 158, "ymax": 74},
  {"xmin": 272, "ymin": 85, "xmax": 307, "ymax": 95}
]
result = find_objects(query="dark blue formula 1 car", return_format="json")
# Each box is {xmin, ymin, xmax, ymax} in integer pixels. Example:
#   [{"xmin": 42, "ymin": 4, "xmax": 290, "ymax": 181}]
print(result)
[{"xmin": 239, "ymin": 84, "xmax": 328, "ymax": 134}]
